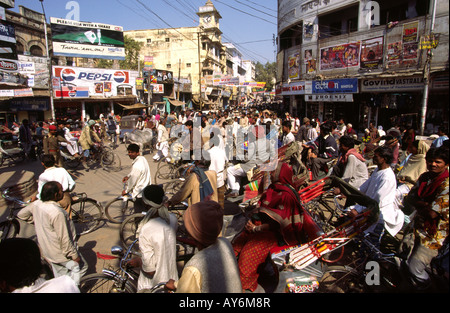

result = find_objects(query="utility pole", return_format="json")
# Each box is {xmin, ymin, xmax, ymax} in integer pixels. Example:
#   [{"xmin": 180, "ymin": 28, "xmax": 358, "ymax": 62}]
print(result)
[
  {"xmin": 197, "ymin": 29, "xmax": 203, "ymax": 111},
  {"xmin": 420, "ymin": 0, "xmax": 437, "ymax": 135},
  {"xmin": 40, "ymin": 0, "xmax": 55, "ymax": 121},
  {"xmin": 177, "ymin": 58, "xmax": 181, "ymax": 101}
]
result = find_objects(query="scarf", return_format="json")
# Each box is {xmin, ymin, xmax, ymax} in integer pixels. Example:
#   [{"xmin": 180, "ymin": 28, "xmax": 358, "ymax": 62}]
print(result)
[
  {"xmin": 339, "ymin": 148, "xmax": 366, "ymax": 165},
  {"xmin": 192, "ymin": 166, "xmax": 214, "ymax": 201},
  {"xmin": 416, "ymin": 169, "xmax": 449, "ymax": 237},
  {"xmin": 258, "ymin": 163, "xmax": 303, "ymax": 245},
  {"xmin": 137, "ymin": 196, "xmax": 170, "ymax": 236}
]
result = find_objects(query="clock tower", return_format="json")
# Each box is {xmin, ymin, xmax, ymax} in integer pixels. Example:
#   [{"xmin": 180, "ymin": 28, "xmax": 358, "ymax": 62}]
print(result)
[{"xmin": 197, "ymin": 0, "xmax": 222, "ymax": 29}]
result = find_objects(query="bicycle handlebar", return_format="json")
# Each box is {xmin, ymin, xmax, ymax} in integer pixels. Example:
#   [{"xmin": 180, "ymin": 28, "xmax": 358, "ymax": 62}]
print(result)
[{"xmin": 1, "ymin": 188, "xmax": 28, "ymax": 206}]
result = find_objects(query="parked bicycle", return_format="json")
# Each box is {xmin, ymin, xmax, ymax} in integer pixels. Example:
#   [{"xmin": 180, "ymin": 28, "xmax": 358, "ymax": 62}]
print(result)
[
  {"xmin": 153, "ymin": 156, "xmax": 196, "ymax": 184},
  {"xmin": 0, "ymin": 188, "xmax": 103, "ymax": 240},
  {"xmin": 79, "ymin": 239, "xmax": 169, "ymax": 293},
  {"xmin": 0, "ymin": 139, "xmax": 26, "ymax": 166}
]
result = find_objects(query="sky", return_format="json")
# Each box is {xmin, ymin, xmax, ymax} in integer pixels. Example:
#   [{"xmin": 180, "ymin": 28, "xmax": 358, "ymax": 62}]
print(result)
[{"xmin": 10, "ymin": 0, "xmax": 278, "ymax": 64}]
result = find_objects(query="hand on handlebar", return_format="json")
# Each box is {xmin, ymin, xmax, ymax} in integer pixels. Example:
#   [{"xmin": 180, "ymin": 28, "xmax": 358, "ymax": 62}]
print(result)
[{"xmin": 165, "ymin": 279, "xmax": 176, "ymax": 291}]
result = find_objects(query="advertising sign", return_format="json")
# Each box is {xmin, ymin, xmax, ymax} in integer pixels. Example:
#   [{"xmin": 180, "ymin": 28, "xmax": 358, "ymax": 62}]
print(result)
[
  {"xmin": 280, "ymin": 81, "xmax": 305, "ymax": 96},
  {"xmin": 52, "ymin": 66, "xmax": 136, "ymax": 98},
  {"xmin": 50, "ymin": 17, "xmax": 125, "ymax": 60},
  {"xmin": 288, "ymin": 52, "xmax": 300, "ymax": 79},
  {"xmin": 320, "ymin": 42, "xmax": 360, "ymax": 71},
  {"xmin": 311, "ymin": 78, "xmax": 358, "ymax": 94},
  {"xmin": 360, "ymin": 37, "xmax": 384, "ymax": 69},
  {"xmin": 361, "ymin": 76, "xmax": 424, "ymax": 92}
]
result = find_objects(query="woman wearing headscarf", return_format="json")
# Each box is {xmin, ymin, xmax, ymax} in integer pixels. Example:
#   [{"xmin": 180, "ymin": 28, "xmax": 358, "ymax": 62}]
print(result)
[
  {"xmin": 232, "ymin": 162, "xmax": 304, "ymax": 292},
  {"xmin": 395, "ymin": 140, "xmax": 430, "ymax": 211}
]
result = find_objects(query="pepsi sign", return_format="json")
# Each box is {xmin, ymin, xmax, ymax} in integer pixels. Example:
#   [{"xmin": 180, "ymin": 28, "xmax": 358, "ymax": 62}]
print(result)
[{"xmin": 54, "ymin": 67, "xmax": 130, "ymax": 84}]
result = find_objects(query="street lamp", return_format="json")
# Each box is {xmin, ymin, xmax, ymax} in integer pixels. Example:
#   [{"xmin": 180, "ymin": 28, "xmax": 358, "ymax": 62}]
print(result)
[{"xmin": 39, "ymin": 0, "xmax": 55, "ymax": 121}]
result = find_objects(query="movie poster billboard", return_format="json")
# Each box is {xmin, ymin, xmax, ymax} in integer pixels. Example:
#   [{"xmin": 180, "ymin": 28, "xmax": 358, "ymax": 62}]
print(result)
[
  {"xmin": 52, "ymin": 66, "xmax": 136, "ymax": 98},
  {"xmin": 320, "ymin": 42, "xmax": 360, "ymax": 71},
  {"xmin": 50, "ymin": 17, "xmax": 125, "ymax": 60},
  {"xmin": 386, "ymin": 42, "xmax": 402, "ymax": 67},
  {"xmin": 288, "ymin": 52, "xmax": 300, "ymax": 79},
  {"xmin": 360, "ymin": 37, "xmax": 384, "ymax": 69},
  {"xmin": 402, "ymin": 22, "xmax": 419, "ymax": 66}
]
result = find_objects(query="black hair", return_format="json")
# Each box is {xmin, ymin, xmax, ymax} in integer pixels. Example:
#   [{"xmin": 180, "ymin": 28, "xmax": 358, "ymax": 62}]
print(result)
[
  {"xmin": 185, "ymin": 120, "xmax": 193, "ymax": 127},
  {"xmin": 374, "ymin": 145, "xmax": 394, "ymax": 164},
  {"xmin": 0, "ymin": 238, "xmax": 42, "ymax": 290},
  {"xmin": 339, "ymin": 135, "xmax": 354, "ymax": 148},
  {"xmin": 41, "ymin": 154, "xmax": 56, "ymax": 168},
  {"xmin": 142, "ymin": 184, "xmax": 165, "ymax": 205},
  {"xmin": 127, "ymin": 143, "xmax": 140, "ymax": 153},
  {"xmin": 282, "ymin": 120, "xmax": 291, "ymax": 129},
  {"xmin": 40, "ymin": 181, "xmax": 61, "ymax": 202},
  {"xmin": 320, "ymin": 122, "xmax": 332, "ymax": 134},
  {"xmin": 426, "ymin": 146, "xmax": 449, "ymax": 165}
]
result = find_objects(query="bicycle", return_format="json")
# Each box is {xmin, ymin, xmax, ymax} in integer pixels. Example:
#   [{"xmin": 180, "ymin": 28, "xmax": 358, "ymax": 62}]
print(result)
[
  {"xmin": 87, "ymin": 142, "xmax": 121, "ymax": 172},
  {"xmin": 1, "ymin": 188, "xmax": 103, "ymax": 239},
  {"xmin": 318, "ymin": 231, "xmax": 403, "ymax": 293},
  {"xmin": 154, "ymin": 157, "xmax": 196, "ymax": 184},
  {"xmin": 103, "ymin": 189, "xmax": 135, "ymax": 224},
  {"xmin": 79, "ymin": 239, "xmax": 170, "ymax": 293}
]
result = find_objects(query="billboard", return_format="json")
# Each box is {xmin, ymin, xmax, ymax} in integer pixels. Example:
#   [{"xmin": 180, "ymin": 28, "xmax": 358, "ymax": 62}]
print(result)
[
  {"xmin": 52, "ymin": 66, "xmax": 136, "ymax": 98},
  {"xmin": 50, "ymin": 17, "xmax": 125, "ymax": 60},
  {"xmin": 320, "ymin": 42, "xmax": 361, "ymax": 71}
]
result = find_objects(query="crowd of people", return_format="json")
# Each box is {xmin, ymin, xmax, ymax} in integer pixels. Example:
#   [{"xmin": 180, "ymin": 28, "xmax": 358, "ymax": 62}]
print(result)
[{"xmin": 1, "ymin": 104, "xmax": 448, "ymax": 293}]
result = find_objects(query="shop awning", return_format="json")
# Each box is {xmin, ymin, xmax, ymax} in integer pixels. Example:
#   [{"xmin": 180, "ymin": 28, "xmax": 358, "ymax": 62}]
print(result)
[
  {"xmin": 166, "ymin": 97, "xmax": 185, "ymax": 107},
  {"xmin": 118, "ymin": 103, "xmax": 149, "ymax": 110}
]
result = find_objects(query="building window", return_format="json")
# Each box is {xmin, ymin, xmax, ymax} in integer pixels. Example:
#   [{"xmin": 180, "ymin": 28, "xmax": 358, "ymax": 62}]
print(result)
[
  {"xmin": 165, "ymin": 38, "xmax": 170, "ymax": 42},
  {"xmin": 167, "ymin": 64, "xmax": 171, "ymax": 69},
  {"xmin": 147, "ymin": 38, "xmax": 152, "ymax": 44},
  {"xmin": 30, "ymin": 45, "xmax": 44, "ymax": 57},
  {"xmin": 186, "ymin": 63, "xmax": 191, "ymax": 67}
]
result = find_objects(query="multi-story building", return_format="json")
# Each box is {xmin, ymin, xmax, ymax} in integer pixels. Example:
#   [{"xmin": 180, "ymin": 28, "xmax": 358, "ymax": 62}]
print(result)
[
  {"xmin": 277, "ymin": 0, "xmax": 448, "ymax": 134},
  {"xmin": 125, "ymin": 0, "xmax": 229, "ymax": 110}
]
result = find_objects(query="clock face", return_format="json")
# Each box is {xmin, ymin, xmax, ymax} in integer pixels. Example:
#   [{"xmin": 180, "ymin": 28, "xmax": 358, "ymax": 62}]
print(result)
[{"xmin": 203, "ymin": 15, "xmax": 212, "ymax": 23}]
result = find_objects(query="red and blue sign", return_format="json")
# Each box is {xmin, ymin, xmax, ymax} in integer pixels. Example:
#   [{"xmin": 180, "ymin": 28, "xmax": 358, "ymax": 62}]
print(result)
[{"xmin": 312, "ymin": 78, "xmax": 358, "ymax": 94}]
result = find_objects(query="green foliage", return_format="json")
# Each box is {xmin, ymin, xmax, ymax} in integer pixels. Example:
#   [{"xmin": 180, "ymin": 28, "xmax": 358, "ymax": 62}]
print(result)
[
  {"xmin": 95, "ymin": 36, "xmax": 144, "ymax": 70},
  {"xmin": 254, "ymin": 61, "xmax": 277, "ymax": 91}
]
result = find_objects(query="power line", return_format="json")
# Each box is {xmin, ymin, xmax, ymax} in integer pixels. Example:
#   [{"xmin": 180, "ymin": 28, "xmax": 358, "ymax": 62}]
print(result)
[
  {"xmin": 232, "ymin": 0, "xmax": 277, "ymax": 18},
  {"xmin": 244, "ymin": 0, "xmax": 277, "ymax": 13},
  {"xmin": 214, "ymin": 0, "xmax": 277, "ymax": 25}
]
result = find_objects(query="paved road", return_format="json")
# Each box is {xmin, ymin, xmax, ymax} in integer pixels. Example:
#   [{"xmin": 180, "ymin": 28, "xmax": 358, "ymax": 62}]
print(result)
[{"xmin": 0, "ymin": 142, "xmax": 160, "ymax": 276}]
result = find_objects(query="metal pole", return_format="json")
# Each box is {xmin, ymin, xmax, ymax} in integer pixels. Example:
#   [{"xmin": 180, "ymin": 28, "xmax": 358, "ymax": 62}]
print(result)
[
  {"xmin": 197, "ymin": 30, "xmax": 202, "ymax": 111},
  {"xmin": 419, "ymin": 0, "xmax": 437, "ymax": 135},
  {"xmin": 39, "ymin": 0, "xmax": 55, "ymax": 121}
]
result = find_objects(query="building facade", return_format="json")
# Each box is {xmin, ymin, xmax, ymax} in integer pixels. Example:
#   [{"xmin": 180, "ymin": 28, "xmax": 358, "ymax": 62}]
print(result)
[{"xmin": 277, "ymin": 0, "xmax": 448, "ymax": 134}]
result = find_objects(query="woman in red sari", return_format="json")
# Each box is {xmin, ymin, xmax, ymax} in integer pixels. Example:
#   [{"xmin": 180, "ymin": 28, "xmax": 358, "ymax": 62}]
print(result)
[{"xmin": 233, "ymin": 162, "xmax": 304, "ymax": 292}]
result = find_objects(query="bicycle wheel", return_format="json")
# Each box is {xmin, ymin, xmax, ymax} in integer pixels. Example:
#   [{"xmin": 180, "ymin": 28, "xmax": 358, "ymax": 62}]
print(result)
[
  {"xmin": 154, "ymin": 162, "xmax": 178, "ymax": 183},
  {"xmin": 79, "ymin": 273, "xmax": 136, "ymax": 293},
  {"xmin": 120, "ymin": 213, "xmax": 146, "ymax": 251},
  {"xmin": 104, "ymin": 197, "xmax": 135, "ymax": 224},
  {"xmin": 160, "ymin": 178, "xmax": 184, "ymax": 197},
  {"xmin": 101, "ymin": 150, "xmax": 121, "ymax": 172},
  {"xmin": 318, "ymin": 265, "xmax": 362, "ymax": 293},
  {"xmin": 63, "ymin": 156, "xmax": 81, "ymax": 169},
  {"xmin": 71, "ymin": 198, "xmax": 103, "ymax": 236},
  {"xmin": 0, "ymin": 219, "xmax": 20, "ymax": 241}
]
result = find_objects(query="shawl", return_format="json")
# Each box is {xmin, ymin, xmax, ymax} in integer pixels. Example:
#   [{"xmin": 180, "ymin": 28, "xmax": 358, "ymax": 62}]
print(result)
[
  {"xmin": 415, "ymin": 168, "xmax": 449, "ymax": 237},
  {"xmin": 339, "ymin": 148, "xmax": 366, "ymax": 165},
  {"xmin": 397, "ymin": 141, "xmax": 430, "ymax": 187},
  {"xmin": 258, "ymin": 163, "xmax": 303, "ymax": 245},
  {"xmin": 192, "ymin": 166, "xmax": 214, "ymax": 201}
]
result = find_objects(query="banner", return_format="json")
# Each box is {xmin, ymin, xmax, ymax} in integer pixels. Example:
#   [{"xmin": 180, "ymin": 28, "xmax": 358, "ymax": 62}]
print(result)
[
  {"xmin": 401, "ymin": 22, "xmax": 419, "ymax": 66},
  {"xmin": 288, "ymin": 52, "xmax": 300, "ymax": 79},
  {"xmin": 386, "ymin": 42, "xmax": 402, "ymax": 67},
  {"xmin": 52, "ymin": 66, "xmax": 137, "ymax": 98},
  {"xmin": 143, "ymin": 56, "xmax": 153, "ymax": 71},
  {"xmin": 50, "ymin": 17, "xmax": 125, "ymax": 60},
  {"xmin": 320, "ymin": 42, "xmax": 360, "ymax": 71},
  {"xmin": 360, "ymin": 37, "xmax": 384, "ymax": 69}
]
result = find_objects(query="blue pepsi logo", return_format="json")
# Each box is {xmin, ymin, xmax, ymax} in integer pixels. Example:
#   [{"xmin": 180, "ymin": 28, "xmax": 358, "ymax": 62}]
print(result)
[{"xmin": 61, "ymin": 68, "xmax": 77, "ymax": 82}]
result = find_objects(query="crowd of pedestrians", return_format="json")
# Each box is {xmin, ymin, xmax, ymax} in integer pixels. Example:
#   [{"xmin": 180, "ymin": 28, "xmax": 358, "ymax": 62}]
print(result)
[{"xmin": 1, "ymin": 102, "xmax": 448, "ymax": 293}]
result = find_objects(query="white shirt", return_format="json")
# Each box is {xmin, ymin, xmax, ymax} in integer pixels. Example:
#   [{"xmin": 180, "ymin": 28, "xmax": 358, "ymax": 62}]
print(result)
[
  {"xmin": 12, "ymin": 276, "xmax": 79, "ymax": 293},
  {"xmin": 138, "ymin": 214, "xmax": 179, "ymax": 292},
  {"xmin": 207, "ymin": 146, "xmax": 228, "ymax": 188},
  {"xmin": 355, "ymin": 167, "xmax": 404, "ymax": 236},
  {"xmin": 126, "ymin": 155, "xmax": 151, "ymax": 199},
  {"xmin": 282, "ymin": 132, "xmax": 295, "ymax": 146},
  {"xmin": 37, "ymin": 167, "xmax": 75, "ymax": 199}
]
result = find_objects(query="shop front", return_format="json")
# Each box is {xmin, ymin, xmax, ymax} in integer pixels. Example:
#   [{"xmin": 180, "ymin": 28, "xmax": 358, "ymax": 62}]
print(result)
[{"xmin": 359, "ymin": 75, "xmax": 448, "ymax": 133}]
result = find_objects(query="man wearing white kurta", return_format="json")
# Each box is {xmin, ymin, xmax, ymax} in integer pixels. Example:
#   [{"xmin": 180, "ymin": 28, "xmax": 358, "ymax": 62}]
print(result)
[
  {"xmin": 123, "ymin": 144, "xmax": 152, "ymax": 213},
  {"xmin": 348, "ymin": 146, "xmax": 404, "ymax": 237}
]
